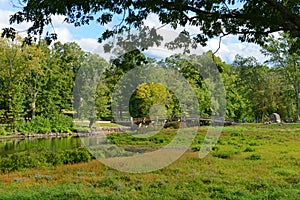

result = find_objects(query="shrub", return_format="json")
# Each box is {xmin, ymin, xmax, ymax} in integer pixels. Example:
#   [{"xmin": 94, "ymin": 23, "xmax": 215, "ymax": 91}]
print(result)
[
  {"xmin": 50, "ymin": 114, "xmax": 75, "ymax": 133},
  {"xmin": 17, "ymin": 116, "xmax": 51, "ymax": 134},
  {"xmin": 43, "ymin": 151, "xmax": 63, "ymax": 166},
  {"xmin": 0, "ymin": 148, "xmax": 93, "ymax": 172},
  {"xmin": 246, "ymin": 154, "xmax": 262, "ymax": 160},
  {"xmin": 213, "ymin": 150, "xmax": 237, "ymax": 159},
  {"xmin": 62, "ymin": 147, "xmax": 92, "ymax": 164},
  {"xmin": 30, "ymin": 116, "xmax": 52, "ymax": 133},
  {"xmin": 17, "ymin": 114, "xmax": 75, "ymax": 134},
  {"xmin": 164, "ymin": 121, "xmax": 180, "ymax": 129},
  {"xmin": 0, "ymin": 152, "xmax": 41, "ymax": 172},
  {"xmin": 17, "ymin": 122, "xmax": 31, "ymax": 134},
  {"xmin": 0, "ymin": 125, "xmax": 7, "ymax": 135},
  {"xmin": 191, "ymin": 145, "xmax": 201, "ymax": 151},
  {"xmin": 244, "ymin": 146, "xmax": 255, "ymax": 152}
]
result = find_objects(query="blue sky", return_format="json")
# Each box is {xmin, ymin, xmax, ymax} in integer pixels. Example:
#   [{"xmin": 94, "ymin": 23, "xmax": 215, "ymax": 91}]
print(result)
[{"xmin": 0, "ymin": 0, "xmax": 268, "ymax": 64}]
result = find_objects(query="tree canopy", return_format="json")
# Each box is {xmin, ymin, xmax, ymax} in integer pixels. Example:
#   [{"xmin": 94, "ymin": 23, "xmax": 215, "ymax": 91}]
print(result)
[
  {"xmin": 0, "ymin": 34, "xmax": 299, "ymax": 133},
  {"xmin": 2, "ymin": 0, "xmax": 300, "ymax": 49}
]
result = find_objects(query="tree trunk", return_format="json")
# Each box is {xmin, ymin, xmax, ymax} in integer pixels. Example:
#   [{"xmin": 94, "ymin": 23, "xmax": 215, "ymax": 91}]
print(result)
[
  {"xmin": 298, "ymin": 103, "xmax": 300, "ymax": 123},
  {"xmin": 32, "ymin": 95, "xmax": 36, "ymax": 117},
  {"xmin": 262, "ymin": 111, "xmax": 265, "ymax": 123},
  {"xmin": 119, "ymin": 104, "xmax": 123, "ymax": 120},
  {"xmin": 294, "ymin": 83, "xmax": 300, "ymax": 122},
  {"xmin": 31, "ymin": 82, "xmax": 37, "ymax": 118},
  {"xmin": 297, "ymin": 91, "xmax": 300, "ymax": 123}
]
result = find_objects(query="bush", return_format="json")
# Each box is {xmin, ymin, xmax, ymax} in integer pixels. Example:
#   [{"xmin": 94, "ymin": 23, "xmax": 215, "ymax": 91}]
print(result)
[
  {"xmin": 50, "ymin": 114, "xmax": 75, "ymax": 133},
  {"xmin": 191, "ymin": 145, "xmax": 201, "ymax": 151},
  {"xmin": 0, "ymin": 152, "xmax": 41, "ymax": 172},
  {"xmin": 213, "ymin": 150, "xmax": 238, "ymax": 159},
  {"xmin": 62, "ymin": 147, "xmax": 92, "ymax": 164},
  {"xmin": 0, "ymin": 148, "xmax": 93, "ymax": 172},
  {"xmin": 31, "ymin": 116, "xmax": 52, "ymax": 133},
  {"xmin": 17, "ymin": 116, "xmax": 51, "ymax": 134},
  {"xmin": 17, "ymin": 122, "xmax": 31, "ymax": 134},
  {"xmin": 164, "ymin": 121, "xmax": 180, "ymax": 129},
  {"xmin": 0, "ymin": 125, "xmax": 7, "ymax": 135},
  {"xmin": 246, "ymin": 154, "xmax": 262, "ymax": 160},
  {"xmin": 17, "ymin": 114, "xmax": 75, "ymax": 134},
  {"xmin": 244, "ymin": 146, "xmax": 255, "ymax": 152},
  {"xmin": 43, "ymin": 151, "xmax": 63, "ymax": 166}
]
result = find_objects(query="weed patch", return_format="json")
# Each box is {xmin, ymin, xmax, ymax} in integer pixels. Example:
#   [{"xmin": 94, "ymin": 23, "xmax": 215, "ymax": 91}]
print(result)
[{"xmin": 246, "ymin": 154, "xmax": 262, "ymax": 160}]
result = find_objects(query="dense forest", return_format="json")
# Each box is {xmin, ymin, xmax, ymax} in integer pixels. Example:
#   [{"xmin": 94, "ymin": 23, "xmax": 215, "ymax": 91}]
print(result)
[{"xmin": 0, "ymin": 32, "xmax": 299, "ymax": 134}]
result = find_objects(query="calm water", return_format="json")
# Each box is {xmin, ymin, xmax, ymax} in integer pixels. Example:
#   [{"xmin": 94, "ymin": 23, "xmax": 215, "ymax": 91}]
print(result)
[{"xmin": 0, "ymin": 137, "xmax": 83, "ymax": 155}]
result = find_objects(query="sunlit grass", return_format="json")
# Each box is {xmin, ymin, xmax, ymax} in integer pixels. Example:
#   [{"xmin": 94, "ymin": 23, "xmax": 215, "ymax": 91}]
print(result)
[{"xmin": 1, "ymin": 124, "xmax": 300, "ymax": 199}]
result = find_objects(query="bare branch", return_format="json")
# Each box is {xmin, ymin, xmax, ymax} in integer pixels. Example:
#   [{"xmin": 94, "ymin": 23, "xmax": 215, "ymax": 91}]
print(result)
[{"xmin": 213, "ymin": 33, "xmax": 230, "ymax": 54}]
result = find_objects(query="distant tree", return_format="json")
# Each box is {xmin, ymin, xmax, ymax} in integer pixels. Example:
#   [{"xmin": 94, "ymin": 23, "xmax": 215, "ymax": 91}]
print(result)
[
  {"xmin": 261, "ymin": 33, "xmax": 300, "ymax": 121},
  {"xmin": 38, "ymin": 42, "xmax": 85, "ymax": 115},
  {"xmin": 130, "ymin": 82, "xmax": 172, "ymax": 118},
  {"xmin": 73, "ymin": 52, "xmax": 110, "ymax": 121},
  {"xmin": 0, "ymin": 36, "xmax": 45, "ymax": 129},
  {"xmin": 0, "ymin": 36, "xmax": 27, "ymax": 128},
  {"xmin": 233, "ymin": 55, "xmax": 282, "ymax": 122},
  {"xmin": 160, "ymin": 54, "xmax": 211, "ymax": 118},
  {"xmin": 205, "ymin": 52, "xmax": 248, "ymax": 121},
  {"xmin": 102, "ymin": 49, "xmax": 148, "ymax": 119}
]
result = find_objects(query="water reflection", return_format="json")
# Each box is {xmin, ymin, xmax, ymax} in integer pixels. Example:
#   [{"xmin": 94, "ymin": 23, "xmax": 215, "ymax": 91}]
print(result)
[{"xmin": 0, "ymin": 137, "xmax": 82, "ymax": 155}]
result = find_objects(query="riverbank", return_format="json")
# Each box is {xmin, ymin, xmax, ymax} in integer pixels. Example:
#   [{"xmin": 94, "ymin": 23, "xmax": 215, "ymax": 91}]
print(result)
[
  {"xmin": 0, "ymin": 123, "xmax": 130, "ymax": 140},
  {"xmin": 0, "ymin": 132, "xmax": 75, "ymax": 140}
]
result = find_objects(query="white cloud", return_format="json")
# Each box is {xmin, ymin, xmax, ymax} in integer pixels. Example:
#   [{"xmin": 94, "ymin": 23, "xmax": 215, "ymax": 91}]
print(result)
[
  {"xmin": 54, "ymin": 27, "xmax": 73, "ymax": 43},
  {"xmin": 144, "ymin": 47, "xmax": 176, "ymax": 59},
  {"xmin": 76, "ymin": 38, "xmax": 99, "ymax": 52},
  {"xmin": 51, "ymin": 15, "xmax": 68, "ymax": 26},
  {"xmin": 0, "ymin": 9, "xmax": 11, "ymax": 28},
  {"xmin": 93, "ymin": 43, "xmax": 116, "ymax": 62},
  {"xmin": 204, "ymin": 35, "xmax": 268, "ymax": 64},
  {"xmin": 143, "ymin": 13, "xmax": 163, "ymax": 28}
]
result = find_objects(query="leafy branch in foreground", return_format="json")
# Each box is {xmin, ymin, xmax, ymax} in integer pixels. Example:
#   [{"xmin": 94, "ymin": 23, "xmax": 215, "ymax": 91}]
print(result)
[{"xmin": 2, "ymin": 0, "xmax": 300, "ymax": 50}]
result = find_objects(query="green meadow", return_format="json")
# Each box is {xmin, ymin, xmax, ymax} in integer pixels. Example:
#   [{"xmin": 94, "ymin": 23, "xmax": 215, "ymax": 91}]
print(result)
[{"xmin": 1, "ymin": 124, "xmax": 300, "ymax": 199}]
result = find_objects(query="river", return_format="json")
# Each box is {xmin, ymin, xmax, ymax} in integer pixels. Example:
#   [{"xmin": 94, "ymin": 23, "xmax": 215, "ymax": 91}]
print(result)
[{"xmin": 0, "ymin": 136, "xmax": 82, "ymax": 155}]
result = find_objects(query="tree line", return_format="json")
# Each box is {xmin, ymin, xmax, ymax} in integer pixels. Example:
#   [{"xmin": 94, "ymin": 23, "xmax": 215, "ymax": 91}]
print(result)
[{"xmin": 0, "ymin": 32, "xmax": 299, "ymax": 134}]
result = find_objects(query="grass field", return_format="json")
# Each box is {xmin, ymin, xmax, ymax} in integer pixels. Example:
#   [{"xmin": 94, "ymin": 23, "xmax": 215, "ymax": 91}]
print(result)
[{"xmin": 1, "ymin": 124, "xmax": 300, "ymax": 199}]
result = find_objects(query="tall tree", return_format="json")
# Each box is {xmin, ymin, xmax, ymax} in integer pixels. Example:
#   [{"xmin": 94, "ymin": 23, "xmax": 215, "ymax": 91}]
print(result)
[
  {"xmin": 261, "ymin": 33, "xmax": 300, "ymax": 121},
  {"xmin": 22, "ymin": 43, "xmax": 45, "ymax": 118},
  {"xmin": 102, "ymin": 49, "xmax": 148, "ymax": 119},
  {"xmin": 130, "ymin": 82, "xmax": 172, "ymax": 118},
  {"xmin": 73, "ymin": 52, "xmax": 110, "ymax": 121},
  {"xmin": 38, "ymin": 41, "xmax": 85, "ymax": 115},
  {"xmin": 0, "ymin": 36, "xmax": 26, "ymax": 128},
  {"xmin": 233, "ymin": 55, "xmax": 282, "ymax": 122},
  {"xmin": 206, "ymin": 52, "xmax": 248, "ymax": 121},
  {"xmin": 160, "ymin": 54, "xmax": 211, "ymax": 118},
  {"xmin": 0, "ymin": 36, "xmax": 44, "ymax": 128}
]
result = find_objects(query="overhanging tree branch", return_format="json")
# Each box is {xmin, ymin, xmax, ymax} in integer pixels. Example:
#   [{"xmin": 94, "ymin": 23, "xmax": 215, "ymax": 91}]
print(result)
[{"xmin": 263, "ymin": 0, "xmax": 300, "ymax": 29}]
